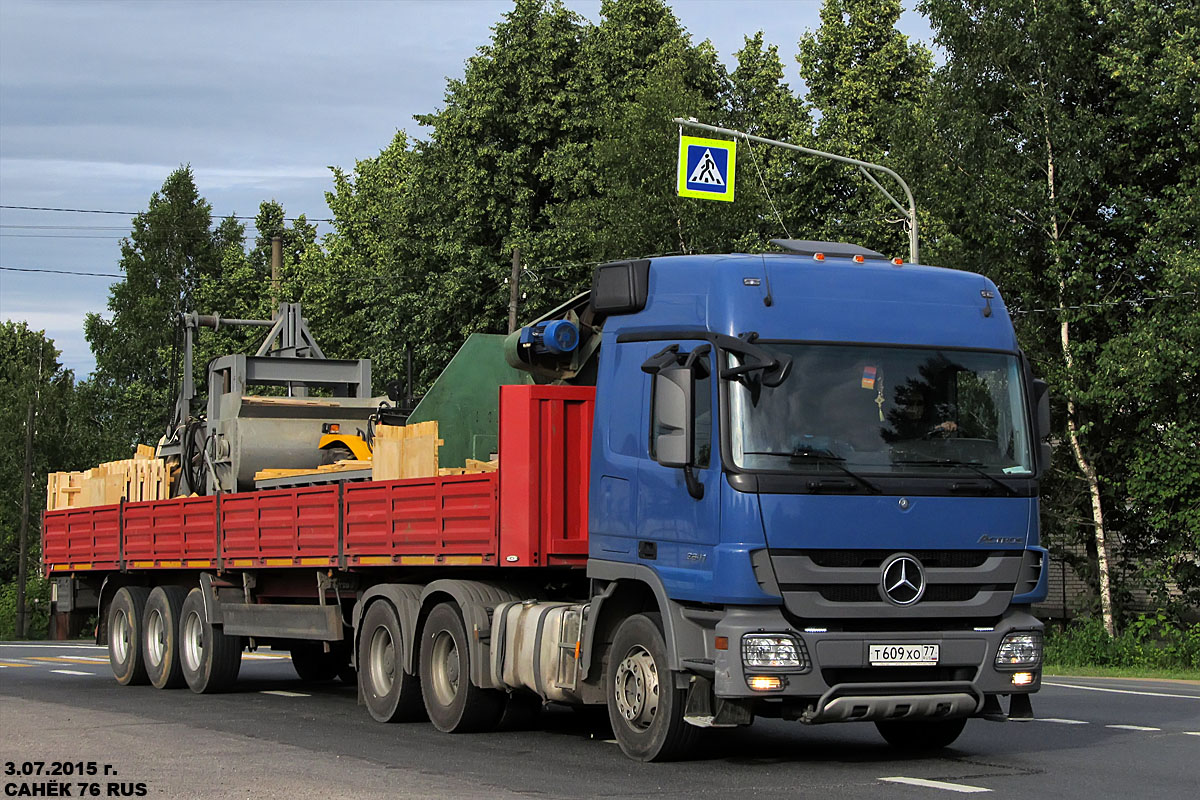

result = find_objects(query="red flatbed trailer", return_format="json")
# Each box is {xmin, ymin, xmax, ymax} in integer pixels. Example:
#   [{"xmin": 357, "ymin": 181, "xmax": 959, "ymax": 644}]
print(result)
[{"xmin": 44, "ymin": 385, "xmax": 594, "ymax": 577}]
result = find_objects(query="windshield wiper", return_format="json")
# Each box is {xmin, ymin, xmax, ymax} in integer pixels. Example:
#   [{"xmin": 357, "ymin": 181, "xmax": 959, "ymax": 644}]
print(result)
[
  {"xmin": 892, "ymin": 458, "xmax": 1019, "ymax": 497},
  {"xmin": 744, "ymin": 447, "xmax": 881, "ymax": 494}
]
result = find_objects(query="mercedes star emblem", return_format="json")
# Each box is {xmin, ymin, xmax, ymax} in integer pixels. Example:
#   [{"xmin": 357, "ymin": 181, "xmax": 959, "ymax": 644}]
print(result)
[{"xmin": 880, "ymin": 554, "xmax": 926, "ymax": 606}]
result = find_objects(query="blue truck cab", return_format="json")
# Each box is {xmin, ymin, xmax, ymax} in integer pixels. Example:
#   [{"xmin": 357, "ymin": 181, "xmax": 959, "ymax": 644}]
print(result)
[{"xmin": 583, "ymin": 242, "xmax": 1049, "ymax": 758}]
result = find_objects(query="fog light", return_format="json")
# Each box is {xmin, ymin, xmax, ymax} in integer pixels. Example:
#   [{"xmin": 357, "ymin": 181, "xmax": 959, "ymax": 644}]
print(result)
[
  {"xmin": 741, "ymin": 634, "xmax": 810, "ymax": 671},
  {"xmin": 1011, "ymin": 672, "xmax": 1035, "ymax": 686},
  {"xmin": 995, "ymin": 631, "xmax": 1043, "ymax": 668},
  {"xmin": 747, "ymin": 675, "xmax": 784, "ymax": 691}
]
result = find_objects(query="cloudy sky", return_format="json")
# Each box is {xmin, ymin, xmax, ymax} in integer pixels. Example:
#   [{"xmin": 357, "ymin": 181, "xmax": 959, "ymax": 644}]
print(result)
[{"xmin": 0, "ymin": 0, "xmax": 932, "ymax": 376}]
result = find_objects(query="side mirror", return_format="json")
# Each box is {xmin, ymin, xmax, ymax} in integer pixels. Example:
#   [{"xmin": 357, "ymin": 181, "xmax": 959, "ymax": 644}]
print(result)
[
  {"xmin": 1032, "ymin": 378, "xmax": 1052, "ymax": 472},
  {"xmin": 653, "ymin": 366, "xmax": 692, "ymax": 469}
]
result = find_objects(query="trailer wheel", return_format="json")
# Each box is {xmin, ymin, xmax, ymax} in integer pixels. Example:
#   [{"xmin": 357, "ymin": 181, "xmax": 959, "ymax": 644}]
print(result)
[
  {"xmin": 179, "ymin": 588, "xmax": 242, "ymax": 693},
  {"xmin": 606, "ymin": 614, "xmax": 698, "ymax": 762},
  {"xmin": 143, "ymin": 586, "xmax": 188, "ymax": 689},
  {"xmin": 290, "ymin": 642, "xmax": 347, "ymax": 683},
  {"xmin": 358, "ymin": 601, "xmax": 424, "ymax": 722},
  {"xmin": 108, "ymin": 587, "xmax": 151, "ymax": 686},
  {"xmin": 875, "ymin": 717, "xmax": 967, "ymax": 750},
  {"xmin": 420, "ymin": 602, "xmax": 504, "ymax": 733}
]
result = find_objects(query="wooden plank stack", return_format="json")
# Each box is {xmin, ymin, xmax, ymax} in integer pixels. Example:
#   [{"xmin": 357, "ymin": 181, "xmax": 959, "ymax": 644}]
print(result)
[
  {"xmin": 254, "ymin": 460, "xmax": 372, "ymax": 481},
  {"xmin": 372, "ymin": 421, "xmax": 442, "ymax": 481},
  {"xmin": 47, "ymin": 446, "xmax": 173, "ymax": 511}
]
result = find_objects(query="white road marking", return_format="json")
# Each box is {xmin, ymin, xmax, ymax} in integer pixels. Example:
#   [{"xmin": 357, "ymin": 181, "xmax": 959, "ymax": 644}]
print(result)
[
  {"xmin": 259, "ymin": 690, "xmax": 310, "ymax": 697},
  {"xmin": 50, "ymin": 669, "xmax": 94, "ymax": 676},
  {"xmin": 0, "ymin": 643, "xmax": 104, "ymax": 650},
  {"xmin": 1037, "ymin": 718, "xmax": 1089, "ymax": 725},
  {"xmin": 1044, "ymin": 681, "xmax": 1200, "ymax": 700},
  {"xmin": 1184, "ymin": 732, "xmax": 1200, "ymax": 737},
  {"xmin": 1106, "ymin": 724, "xmax": 1161, "ymax": 732},
  {"xmin": 880, "ymin": 777, "xmax": 991, "ymax": 793}
]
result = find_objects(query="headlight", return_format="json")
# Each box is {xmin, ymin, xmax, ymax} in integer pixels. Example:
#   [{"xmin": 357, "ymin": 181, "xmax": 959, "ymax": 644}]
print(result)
[
  {"xmin": 741, "ymin": 634, "xmax": 810, "ymax": 672},
  {"xmin": 995, "ymin": 631, "xmax": 1043, "ymax": 668}
]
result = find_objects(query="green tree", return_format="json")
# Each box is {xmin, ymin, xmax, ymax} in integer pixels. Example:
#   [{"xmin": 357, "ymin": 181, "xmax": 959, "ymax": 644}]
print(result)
[
  {"xmin": 84, "ymin": 166, "xmax": 219, "ymax": 452},
  {"xmin": 796, "ymin": 0, "xmax": 933, "ymax": 256}
]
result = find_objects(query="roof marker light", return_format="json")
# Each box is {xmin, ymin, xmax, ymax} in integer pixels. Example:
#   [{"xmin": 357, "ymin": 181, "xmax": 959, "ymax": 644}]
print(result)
[
  {"xmin": 853, "ymin": 255, "xmax": 865, "ymax": 263},
  {"xmin": 813, "ymin": 253, "xmax": 825, "ymax": 261},
  {"xmin": 892, "ymin": 257, "xmax": 904, "ymax": 265}
]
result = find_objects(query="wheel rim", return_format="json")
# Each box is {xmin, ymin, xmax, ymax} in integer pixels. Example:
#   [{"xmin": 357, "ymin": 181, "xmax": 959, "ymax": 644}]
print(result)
[
  {"xmin": 368, "ymin": 626, "xmax": 395, "ymax": 697},
  {"xmin": 146, "ymin": 608, "xmax": 166, "ymax": 667},
  {"xmin": 112, "ymin": 609, "xmax": 131, "ymax": 664},
  {"xmin": 613, "ymin": 645, "xmax": 659, "ymax": 732},
  {"xmin": 182, "ymin": 610, "xmax": 204, "ymax": 672},
  {"xmin": 429, "ymin": 628, "xmax": 460, "ymax": 708}
]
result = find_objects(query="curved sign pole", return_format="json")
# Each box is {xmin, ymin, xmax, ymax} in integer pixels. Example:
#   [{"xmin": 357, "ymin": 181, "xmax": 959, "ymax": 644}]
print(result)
[{"xmin": 673, "ymin": 118, "xmax": 919, "ymax": 264}]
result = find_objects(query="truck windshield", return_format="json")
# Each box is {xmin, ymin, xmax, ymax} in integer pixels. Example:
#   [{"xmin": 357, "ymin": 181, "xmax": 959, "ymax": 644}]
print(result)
[{"xmin": 727, "ymin": 344, "xmax": 1033, "ymax": 477}]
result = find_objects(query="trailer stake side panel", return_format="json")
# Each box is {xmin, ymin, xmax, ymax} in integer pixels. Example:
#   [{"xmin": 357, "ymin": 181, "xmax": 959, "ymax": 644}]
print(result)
[
  {"xmin": 44, "ymin": 505, "xmax": 120, "ymax": 573},
  {"xmin": 221, "ymin": 485, "xmax": 340, "ymax": 568},
  {"xmin": 42, "ymin": 385, "xmax": 595, "ymax": 575},
  {"xmin": 499, "ymin": 385, "xmax": 594, "ymax": 567},
  {"xmin": 343, "ymin": 473, "xmax": 499, "ymax": 566},
  {"xmin": 123, "ymin": 496, "xmax": 219, "ymax": 568}
]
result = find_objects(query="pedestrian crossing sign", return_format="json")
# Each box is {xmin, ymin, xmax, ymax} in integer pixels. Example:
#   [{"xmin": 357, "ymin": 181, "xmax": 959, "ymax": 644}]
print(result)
[{"xmin": 677, "ymin": 135, "xmax": 736, "ymax": 202}]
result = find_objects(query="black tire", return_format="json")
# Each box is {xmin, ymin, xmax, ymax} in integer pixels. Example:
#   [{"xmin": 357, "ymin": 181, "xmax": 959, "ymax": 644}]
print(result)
[
  {"xmin": 419, "ymin": 602, "xmax": 505, "ymax": 733},
  {"xmin": 320, "ymin": 444, "xmax": 355, "ymax": 465},
  {"xmin": 290, "ymin": 642, "xmax": 347, "ymax": 682},
  {"xmin": 606, "ymin": 613, "xmax": 699, "ymax": 762},
  {"xmin": 358, "ymin": 601, "xmax": 425, "ymax": 722},
  {"xmin": 179, "ymin": 588, "xmax": 243, "ymax": 693},
  {"xmin": 143, "ymin": 586, "xmax": 188, "ymax": 689},
  {"xmin": 108, "ymin": 586, "xmax": 151, "ymax": 686},
  {"xmin": 875, "ymin": 717, "xmax": 968, "ymax": 751}
]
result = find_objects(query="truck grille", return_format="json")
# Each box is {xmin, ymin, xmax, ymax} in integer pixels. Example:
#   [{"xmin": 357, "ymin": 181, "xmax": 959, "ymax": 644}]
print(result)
[{"xmin": 767, "ymin": 549, "xmax": 1026, "ymax": 619}]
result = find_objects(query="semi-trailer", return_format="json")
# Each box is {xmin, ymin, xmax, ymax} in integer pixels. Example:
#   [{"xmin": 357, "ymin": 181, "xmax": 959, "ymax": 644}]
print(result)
[{"xmin": 45, "ymin": 240, "xmax": 1050, "ymax": 762}]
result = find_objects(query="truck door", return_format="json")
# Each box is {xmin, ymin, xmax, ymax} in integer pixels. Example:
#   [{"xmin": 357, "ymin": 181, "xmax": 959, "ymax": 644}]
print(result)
[{"xmin": 636, "ymin": 341, "xmax": 721, "ymax": 592}]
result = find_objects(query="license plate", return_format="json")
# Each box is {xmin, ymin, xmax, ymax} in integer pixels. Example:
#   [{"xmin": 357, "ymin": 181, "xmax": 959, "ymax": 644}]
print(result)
[{"xmin": 868, "ymin": 643, "xmax": 939, "ymax": 665}]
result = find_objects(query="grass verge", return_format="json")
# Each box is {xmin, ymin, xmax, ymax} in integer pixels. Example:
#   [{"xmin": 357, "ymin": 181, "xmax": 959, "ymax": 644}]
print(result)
[{"xmin": 1043, "ymin": 663, "xmax": 1200, "ymax": 682}]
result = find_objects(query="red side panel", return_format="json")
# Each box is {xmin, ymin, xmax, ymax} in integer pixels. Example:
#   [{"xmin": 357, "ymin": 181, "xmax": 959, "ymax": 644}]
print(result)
[
  {"xmin": 343, "ymin": 474, "xmax": 498, "ymax": 566},
  {"xmin": 220, "ymin": 485, "xmax": 340, "ymax": 567},
  {"xmin": 123, "ymin": 496, "xmax": 219, "ymax": 566},
  {"xmin": 498, "ymin": 385, "xmax": 594, "ymax": 566},
  {"xmin": 43, "ymin": 505, "xmax": 120, "ymax": 573}
]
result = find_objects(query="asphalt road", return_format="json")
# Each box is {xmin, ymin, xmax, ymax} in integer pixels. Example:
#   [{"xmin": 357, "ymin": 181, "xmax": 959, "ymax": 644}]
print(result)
[{"xmin": 2, "ymin": 641, "xmax": 1197, "ymax": 799}]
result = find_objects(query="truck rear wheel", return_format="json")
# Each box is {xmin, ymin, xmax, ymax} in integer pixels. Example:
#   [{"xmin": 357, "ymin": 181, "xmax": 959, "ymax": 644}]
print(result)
[
  {"xmin": 143, "ymin": 586, "xmax": 187, "ymax": 689},
  {"xmin": 108, "ymin": 587, "xmax": 151, "ymax": 686},
  {"xmin": 179, "ymin": 588, "xmax": 242, "ymax": 693},
  {"xmin": 420, "ymin": 602, "xmax": 505, "ymax": 733},
  {"xmin": 606, "ymin": 614, "xmax": 699, "ymax": 762},
  {"xmin": 358, "ymin": 601, "xmax": 424, "ymax": 722},
  {"xmin": 875, "ymin": 717, "xmax": 967, "ymax": 750}
]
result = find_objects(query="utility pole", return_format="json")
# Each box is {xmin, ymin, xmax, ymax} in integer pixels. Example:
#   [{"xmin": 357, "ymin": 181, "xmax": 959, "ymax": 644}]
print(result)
[
  {"xmin": 270, "ymin": 236, "xmax": 282, "ymax": 315},
  {"xmin": 507, "ymin": 248, "xmax": 521, "ymax": 334}
]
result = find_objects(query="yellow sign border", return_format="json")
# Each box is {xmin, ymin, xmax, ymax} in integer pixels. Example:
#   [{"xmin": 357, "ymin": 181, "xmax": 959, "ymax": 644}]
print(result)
[{"xmin": 677, "ymin": 135, "xmax": 736, "ymax": 202}]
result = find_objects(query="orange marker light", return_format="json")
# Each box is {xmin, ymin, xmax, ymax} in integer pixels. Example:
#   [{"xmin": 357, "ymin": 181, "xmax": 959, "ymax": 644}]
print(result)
[
  {"xmin": 853, "ymin": 255, "xmax": 865, "ymax": 263},
  {"xmin": 747, "ymin": 675, "xmax": 783, "ymax": 691},
  {"xmin": 814, "ymin": 253, "xmax": 826, "ymax": 261},
  {"xmin": 714, "ymin": 636, "xmax": 729, "ymax": 651},
  {"xmin": 892, "ymin": 257, "xmax": 904, "ymax": 265},
  {"xmin": 329, "ymin": 423, "xmax": 340, "ymax": 433}
]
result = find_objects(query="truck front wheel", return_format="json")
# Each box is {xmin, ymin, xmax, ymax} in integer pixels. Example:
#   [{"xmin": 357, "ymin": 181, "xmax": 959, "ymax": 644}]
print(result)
[
  {"xmin": 359, "ymin": 601, "xmax": 424, "ymax": 722},
  {"xmin": 143, "ymin": 586, "xmax": 187, "ymax": 689},
  {"xmin": 419, "ymin": 602, "xmax": 504, "ymax": 733},
  {"xmin": 875, "ymin": 717, "xmax": 967, "ymax": 750},
  {"xmin": 179, "ymin": 588, "xmax": 242, "ymax": 693},
  {"xmin": 108, "ymin": 587, "xmax": 150, "ymax": 686},
  {"xmin": 606, "ymin": 614, "xmax": 698, "ymax": 762}
]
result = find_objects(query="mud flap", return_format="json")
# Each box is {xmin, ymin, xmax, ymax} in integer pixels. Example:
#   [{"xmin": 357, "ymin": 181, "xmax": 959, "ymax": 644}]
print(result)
[{"xmin": 683, "ymin": 675, "xmax": 755, "ymax": 728}]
